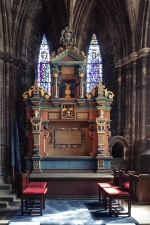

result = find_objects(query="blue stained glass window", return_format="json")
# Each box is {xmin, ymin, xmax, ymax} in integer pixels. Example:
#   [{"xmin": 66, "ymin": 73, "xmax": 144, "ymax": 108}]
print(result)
[
  {"xmin": 37, "ymin": 35, "xmax": 51, "ymax": 93},
  {"xmin": 86, "ymin": 34, "xmax": 102, "ymax": 93}
]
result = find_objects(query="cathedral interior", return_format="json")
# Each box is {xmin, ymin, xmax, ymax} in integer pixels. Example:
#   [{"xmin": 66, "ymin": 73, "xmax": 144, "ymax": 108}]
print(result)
[{"xmin": 0, "ymin": 0, "xmax": 150, "ymax": 201}]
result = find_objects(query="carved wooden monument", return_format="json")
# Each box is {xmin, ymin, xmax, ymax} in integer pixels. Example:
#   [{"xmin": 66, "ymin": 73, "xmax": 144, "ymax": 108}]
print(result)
[{"xmin": 22, "ymin": 27, "xmax": 114, "ymax": 173}]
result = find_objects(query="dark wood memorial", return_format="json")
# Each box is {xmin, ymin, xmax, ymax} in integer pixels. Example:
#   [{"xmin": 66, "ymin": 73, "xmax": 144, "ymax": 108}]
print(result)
[{"xmin": 22, "ymin": 28, "xmax": 114, "ymax": 198}]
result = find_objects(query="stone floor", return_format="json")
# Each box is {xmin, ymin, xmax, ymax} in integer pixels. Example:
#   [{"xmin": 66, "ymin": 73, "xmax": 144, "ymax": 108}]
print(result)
[
  {"xmin": 0, "ymin": 199, "xmax": 150, "ymax": 225},
  {"xmin": 2, "ymin": 198, "xmax": 150, "ymax": 225}
]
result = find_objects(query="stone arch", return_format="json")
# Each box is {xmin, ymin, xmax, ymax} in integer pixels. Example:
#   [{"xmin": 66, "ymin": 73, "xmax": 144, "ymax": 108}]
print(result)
[{"xmin": 108, "ymin": 136, "xmax": 129, "ymax": 160}]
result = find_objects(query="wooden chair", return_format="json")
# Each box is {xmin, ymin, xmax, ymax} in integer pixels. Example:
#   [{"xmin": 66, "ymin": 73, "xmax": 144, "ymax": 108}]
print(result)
[
  {"xmin": 97, "ymin": 169, "xmax": 122, "ymax": 202},
  {"xmin": 26, "ymin": 169, "xmax": 47, "ymax": 188},
  {"xmin": 102, "ymin": 172, "xmax": 131, "ymax": 216},
  {"xmin": 21, "ymin": 172, "xmax": 47, "ymax": 216}
]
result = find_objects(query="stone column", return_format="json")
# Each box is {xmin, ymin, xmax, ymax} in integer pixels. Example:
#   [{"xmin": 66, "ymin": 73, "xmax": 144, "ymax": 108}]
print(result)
[
  {"xmin": 52, "ymin": 72, "xmax": 58, "ymax": 98},
  {"xmin": 138, "ymin": 48, "xmax": 149, "ymax": 141},
  {"xmin": 129, "ymin": 52, "xmax": 138, "ymax": 169},
  {"xmin": 78, "ymin": 72, "xmax": 84, "ymax": 98},
  {"xmin": 123, "ymin": 57, "xmax": 130, "ymax": 142},
  {"xmin": 115, "ymin": 60, "xmax": 122, "ymax": 135}
]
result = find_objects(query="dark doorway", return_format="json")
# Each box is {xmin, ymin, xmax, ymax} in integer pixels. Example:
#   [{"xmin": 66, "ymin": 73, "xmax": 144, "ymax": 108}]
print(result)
[{"xmin": 112, "ymin": 142, "xmax": 124, "ymax": 158}]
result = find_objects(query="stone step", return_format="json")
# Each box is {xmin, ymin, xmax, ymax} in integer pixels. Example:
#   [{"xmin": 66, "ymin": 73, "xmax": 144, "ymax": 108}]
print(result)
[
  {"xmin": 0, "ymin": 190, "xmax": 18, "ymax": 208},
  {"xmin": 0, "ymin": 184, "xmax": 12, "ymax": 190},
  {"xmin": 0, "ymin": 201, "xmax": 10, "ymax": 208}
]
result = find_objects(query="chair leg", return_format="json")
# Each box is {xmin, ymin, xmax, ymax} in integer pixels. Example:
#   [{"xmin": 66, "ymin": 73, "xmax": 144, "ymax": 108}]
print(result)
[
  {"xmin": 21, "ymin": 197, "xmax": 24, "ymax": 216},
  {"xmin": 109, "ymin": 198, "xmax": 112, "ymax": 216},
  {"xmin": 43, "ymin": 195, "xmax": 45, "ymax": 209},
  {"xmin": 40, "ymin": 196, "xmax": 43, "ymax": 216},
  {"xmin": 128, "ymin": 198, "xmax": 131, "ymax": 216}
]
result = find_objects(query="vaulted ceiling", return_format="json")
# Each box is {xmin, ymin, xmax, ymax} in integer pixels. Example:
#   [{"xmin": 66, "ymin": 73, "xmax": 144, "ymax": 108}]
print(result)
[{"xmin": 0, "ymin": 0, "xmax": 149, "ymax": 85}]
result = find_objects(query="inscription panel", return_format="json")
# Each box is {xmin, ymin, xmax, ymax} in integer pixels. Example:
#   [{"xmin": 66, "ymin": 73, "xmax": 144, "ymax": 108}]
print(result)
[
  {"xmin": 76, "ymin": 112, "xmax": 89, "ymax": 120},
  {"xmin": 55, "ymin": 130, "xmax": 81, "ymax": 145},
  {"xmin": 49, "ymin": 112, "xmax": 60, "ymax": 120}
]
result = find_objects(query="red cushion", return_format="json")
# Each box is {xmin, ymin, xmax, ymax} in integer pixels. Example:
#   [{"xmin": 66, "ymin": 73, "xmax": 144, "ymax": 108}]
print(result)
[
  {"xmin": 97, "ymin": 183, "xmax": 119, "ymax": 188},
  {"xmin": 23, "ymin": 187, "xmax": 47, "ymax": 195},
  {"xmin": 123, "ymin": 181, "xmax": 129, "ymax": 189},
  {"xmin": 28, "ymin": 182, "xmax": 47, "ymax": 188},
  {"xmin": 103, "ymin": 187, "xmax": 129, "ymax": 195}
]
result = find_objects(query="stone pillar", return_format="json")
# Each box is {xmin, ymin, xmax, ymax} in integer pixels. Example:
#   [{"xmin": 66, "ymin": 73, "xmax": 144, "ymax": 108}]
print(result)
[
  {"xmin": 129, "ymin": 52, "xmax": 138, "ymax": 169},
  {"xmin": 136, "ymin": 48, "xmax": 149, "ymax": 173},
  {"xmin": 52, "ymin": 72, "xmax": 58, "ymax": 98},
  {"xmin": 123, "ymin": 57, "xmax": 130, "ymax": 142},
  {"xmin": 78, "ymin": 72, "xmax": 84, "ymax": 98},
  {"xmin": 0, "ymin": 59, "xmax": 10, "ymax": 182},
  {"xmin": 115, "ymin": 60, "xmax": 122, "ymax": 135},
  {"xmin": 138, "ymin": 48, "xmax": 149, "ymax": 141}
]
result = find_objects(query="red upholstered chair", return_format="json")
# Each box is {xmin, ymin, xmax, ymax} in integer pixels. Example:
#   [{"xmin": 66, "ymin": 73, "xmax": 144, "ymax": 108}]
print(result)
[
  {"xmin": 97, "ymin": 169, "xmax": 122, "ymax": 201},
  {"xmin": 102, "ymin": 172, "xmax": 131, "ymax": 217},
  {"xmin": 102, "ymin": 187, "xmax": 131, "ymax": 216},
  {"xmin": 21, "ymin": 173, "xmax": 47, "ymax": 216},
  {"xmin": 26, "ymin": 170, "xmax": 47, "ymax": 188}
]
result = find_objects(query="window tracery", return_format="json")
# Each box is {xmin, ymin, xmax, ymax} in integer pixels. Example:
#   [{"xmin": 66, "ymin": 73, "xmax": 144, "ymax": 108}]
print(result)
[
  {"xmin": 86, "ymin": 34, "xmax": 102, "ymax": 93},
  {"xmin": 37, "ymin": 35, "xmax": 51, "ymax": 93}
]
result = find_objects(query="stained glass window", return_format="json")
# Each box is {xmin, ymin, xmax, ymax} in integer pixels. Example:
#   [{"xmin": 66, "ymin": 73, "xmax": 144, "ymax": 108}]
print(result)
[
  {"xmin": 37, "ymin": 35, "xmax": 51, "ymax": 93},
  {"xmin": 86, "ymin": 33, "xmax": 102, "ymax": 93}
]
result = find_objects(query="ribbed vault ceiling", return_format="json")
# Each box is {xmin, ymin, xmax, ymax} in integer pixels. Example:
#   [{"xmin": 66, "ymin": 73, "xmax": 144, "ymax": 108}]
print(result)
[{"xmin": 1, "ymin": 0, "xmax": 147, "ymax": 85}]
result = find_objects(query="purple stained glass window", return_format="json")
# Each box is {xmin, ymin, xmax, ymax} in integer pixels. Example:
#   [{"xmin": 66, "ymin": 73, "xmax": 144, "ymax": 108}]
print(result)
[
  {"xmin": 86, "ymin": 34, "xmax": 102, "ymax": 93},
  {"xmin": 37, "ymin": 35, "xmax": 51, "ymax": 93}
]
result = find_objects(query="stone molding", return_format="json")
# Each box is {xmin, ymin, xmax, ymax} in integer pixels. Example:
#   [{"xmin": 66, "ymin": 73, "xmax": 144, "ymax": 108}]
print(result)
[{"xmin": 115, "ymin": 48, "xmax": 150, "ymax": 68}]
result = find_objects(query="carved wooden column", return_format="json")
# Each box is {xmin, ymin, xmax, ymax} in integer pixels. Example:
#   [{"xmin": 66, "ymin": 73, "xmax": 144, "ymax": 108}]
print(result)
[
  {"xmin": 78, "ymin": 72, "xmax": 84, "ymax": 98},
  {"xmin": 115, "ymin": 60, "xmax": 122, "ymax": 135},
  {"xmin": 53, "ymin": 72, "xmax": 58, "ymax": 98}
]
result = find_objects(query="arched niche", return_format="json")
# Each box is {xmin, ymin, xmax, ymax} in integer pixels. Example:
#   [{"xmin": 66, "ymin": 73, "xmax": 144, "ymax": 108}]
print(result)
[{"xmin": 108, "ymin": 136, "xmax": 129, "ymax": 170}]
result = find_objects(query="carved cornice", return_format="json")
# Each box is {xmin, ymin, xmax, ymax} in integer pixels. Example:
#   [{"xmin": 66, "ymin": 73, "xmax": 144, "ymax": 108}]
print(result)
[{"xmin": 0, "ymin": 49, "xmax": 26, "ymax": 69}]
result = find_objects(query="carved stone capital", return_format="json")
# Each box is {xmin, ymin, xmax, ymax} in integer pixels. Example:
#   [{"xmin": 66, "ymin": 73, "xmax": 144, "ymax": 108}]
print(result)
[
  {"xmin": 122, "ymin": 57, "xmax": 130, "ymax": 67},
  {"xmin": 115, "ymin": 60, "xmax": 122, "ymax": 69},
  {"xmin": 129, "ymin": 52, "xmax": 138, "ymax": 63},
  {"xmin": 138, "ymin": 48, "xmax": 150, "ymax": 59}
]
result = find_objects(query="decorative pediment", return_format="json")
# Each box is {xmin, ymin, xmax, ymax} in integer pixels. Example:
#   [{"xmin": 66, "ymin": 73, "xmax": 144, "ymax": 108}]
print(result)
[{"xmin": 51, "ymin": 48, "xmax": 86, "ymax": 63}]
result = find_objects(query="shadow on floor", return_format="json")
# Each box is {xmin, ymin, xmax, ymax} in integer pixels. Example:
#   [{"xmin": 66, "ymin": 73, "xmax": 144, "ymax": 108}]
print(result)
[{"xmin": 8, "ymin": 199, "xmax": 139, "ymax": 225}]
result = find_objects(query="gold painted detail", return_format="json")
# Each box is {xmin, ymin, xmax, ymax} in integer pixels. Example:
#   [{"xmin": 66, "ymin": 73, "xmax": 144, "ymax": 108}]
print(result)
[
  {"xmin": 65, "ymin": 83, "xmax": 71, "ymax": 98},
  {"xmin": 78, "ymin": 72, "xmax": 84, "ymax": 78},
  {"xmin": 102, "ymin": 86, "xmax": 114, "ymax": 99},
  {"xmin": 22, "ymin": 86, "xmax": 34, "ymax": 98},
  {"xmin": 22, "ymin": 85, "xmax": 51, "ymax": 99},
  {"xmin": 33, "ymin": 161, "xmax": 40, "ymax": 169},
  {"xmin": 62, "ymin": 104, "xmax": 74, "ymax": 118},
  {"xmin": 86, "ymin": 83, "xmax": 114, "ymax": 100},
  {"xmin": 52, "ymin": 72, "xmax": 58, "ymax": 78},
  {"xmin": 98, "ymin": 160, "xmax": 104, "ymax": 169},
  {"xmin": 86, "ymin": 85, "xmax": 98, "ymax": 99}
]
